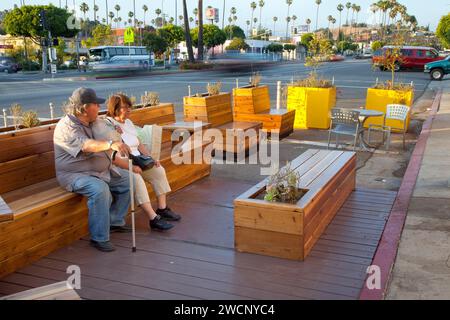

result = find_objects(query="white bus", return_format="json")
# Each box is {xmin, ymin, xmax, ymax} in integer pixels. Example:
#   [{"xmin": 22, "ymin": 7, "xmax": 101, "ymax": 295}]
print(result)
[{"xmin": 88, "ymin": 46, "xmax": 154, "ymax": 71}]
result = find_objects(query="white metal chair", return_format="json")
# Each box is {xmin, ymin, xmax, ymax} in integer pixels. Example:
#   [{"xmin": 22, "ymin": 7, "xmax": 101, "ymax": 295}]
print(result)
[
  {"xmin": 368, "ymin": 104, "xmax": 409, "ymax": 150},
  {"xmin": 327, "ymin": 108, "xmax": 361, "ymax": 151}
]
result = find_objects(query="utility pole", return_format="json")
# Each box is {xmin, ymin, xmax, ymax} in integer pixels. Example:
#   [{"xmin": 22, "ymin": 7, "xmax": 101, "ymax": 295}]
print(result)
[{"xmin": 175, "ymin": 0, "xmax": 178, "ymax": 26}]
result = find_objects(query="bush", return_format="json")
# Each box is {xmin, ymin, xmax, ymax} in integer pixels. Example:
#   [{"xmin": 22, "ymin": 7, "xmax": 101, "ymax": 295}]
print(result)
[
  {"xmin": 226, "ymin": 38, "xmax": 250, "ymax": 51},
  {"xmin": 179, "ymin": 62, "xmax": 214, "ymax": 70}
]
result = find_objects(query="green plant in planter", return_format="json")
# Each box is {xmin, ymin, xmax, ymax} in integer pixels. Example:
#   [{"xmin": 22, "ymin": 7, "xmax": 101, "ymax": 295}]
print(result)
[
  {"xmin": 249, "ymin": 72, "xmax": 262, "ymax": 87},
  {"xmin": 300, "ymin": 34, "xmax": 334, "ymax": 88},
  {"xmin": 206, "ymin": 82, "xmax": 222, "ymax": 96},
  {"xmin": 141, "ymin": 92, "xmax": 160, "ymax": 107},
  {"xmin": 21, "ymin": 110, "xmax": 40, "ymax": 128},
  {"xmin": 264, "ymin": 162, "xmax": 303, "ymax": 204},
  {"xmin": 9, "ymin": 103, "xmax": 23, "ymax": 129}
]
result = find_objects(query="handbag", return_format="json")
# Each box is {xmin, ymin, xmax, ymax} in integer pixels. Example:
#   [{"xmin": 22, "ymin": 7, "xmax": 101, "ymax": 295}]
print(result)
[{"xmin": 130, "ymin": 154, "xmax": 155, "ymax": 170}]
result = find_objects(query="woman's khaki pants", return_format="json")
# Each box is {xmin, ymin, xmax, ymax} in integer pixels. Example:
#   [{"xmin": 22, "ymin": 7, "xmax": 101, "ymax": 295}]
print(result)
[{"xmin": 133, "ymin": 166, "xmax": 171, "ymax": 206}]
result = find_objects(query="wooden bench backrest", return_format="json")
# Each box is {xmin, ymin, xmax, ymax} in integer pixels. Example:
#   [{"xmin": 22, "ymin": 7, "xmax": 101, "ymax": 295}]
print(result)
[
  {"xmin": 183, "ymin": 93, "xmax": 233, "ymax": 127},
  {"xmin": 0, "ymin": 104, "xmax": 177, "ymax": 195}
]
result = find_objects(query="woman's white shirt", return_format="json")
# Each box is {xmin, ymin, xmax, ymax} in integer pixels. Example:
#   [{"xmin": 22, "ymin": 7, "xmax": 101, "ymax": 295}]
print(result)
[{"xmin": 116, "ymin": 119, "xmax": 141, "ymax": 156}]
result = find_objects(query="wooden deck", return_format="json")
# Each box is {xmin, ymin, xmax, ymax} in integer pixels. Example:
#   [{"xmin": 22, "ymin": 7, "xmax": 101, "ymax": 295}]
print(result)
[{"xmin": 0, "ymin": 176, "xmax": 396, "ymax": 300}]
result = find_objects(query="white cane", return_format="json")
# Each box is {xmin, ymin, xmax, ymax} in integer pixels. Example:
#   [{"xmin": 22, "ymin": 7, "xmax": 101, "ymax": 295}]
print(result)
[{"xmin": 128, "ymin": 156, "xmax": 137, "ymax": 252}]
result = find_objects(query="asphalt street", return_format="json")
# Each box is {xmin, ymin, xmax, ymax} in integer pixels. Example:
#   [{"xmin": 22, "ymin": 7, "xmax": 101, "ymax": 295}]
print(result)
[{"xmin": 0, "ymin": 59, "xmax": 431, "ymax": 120}]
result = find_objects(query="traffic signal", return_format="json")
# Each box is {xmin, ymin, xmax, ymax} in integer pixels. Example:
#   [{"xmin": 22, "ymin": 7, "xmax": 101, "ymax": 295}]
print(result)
[
  {"xmin": 52, "ymin": 38, "xmax": 59, "ymax": 46},
  {"xmin": 39, "ymin": 10, "xmax": 47, "ymax": 29}
]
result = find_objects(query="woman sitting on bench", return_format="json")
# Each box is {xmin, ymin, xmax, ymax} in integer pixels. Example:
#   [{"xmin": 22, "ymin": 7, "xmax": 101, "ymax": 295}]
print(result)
[{"xmin": 106, "ymin": 94, "xmax": 182, "ymax": 229}]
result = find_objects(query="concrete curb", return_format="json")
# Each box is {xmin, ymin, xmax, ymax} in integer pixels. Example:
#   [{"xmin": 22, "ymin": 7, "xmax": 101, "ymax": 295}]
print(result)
[{"xmin": 358, "ymin": 89, "xmax": 443, "ymax": 300}]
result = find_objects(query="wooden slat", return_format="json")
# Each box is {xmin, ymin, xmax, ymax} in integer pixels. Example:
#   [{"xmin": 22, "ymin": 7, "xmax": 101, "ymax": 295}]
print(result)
[
  {"xmin": 0, "ymin": 196, "xmax": 13, "ymax": 222},
  {"xmin": 0, "ymin": 281, "xmax": 80, "ymax": 300}
]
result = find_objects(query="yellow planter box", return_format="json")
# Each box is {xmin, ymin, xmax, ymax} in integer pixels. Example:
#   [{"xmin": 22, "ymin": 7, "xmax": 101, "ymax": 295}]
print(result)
[
  {"xmin": 287, "ymin": 86, "xmax": 336, "ymax": 129},
  {"xmin": 365, "ymin": 88, "xmax": 414, "ymax": 130}
]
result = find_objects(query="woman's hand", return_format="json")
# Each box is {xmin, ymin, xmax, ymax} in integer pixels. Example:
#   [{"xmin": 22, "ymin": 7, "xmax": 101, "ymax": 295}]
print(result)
[
  {"xmin": 114, "ymin": 125, "xmax": 123, "ymax": 134},
  {"xmin": 132, "ymin": 165, "xmax": 142, "ymax": 174},
  {"xmin": 111, "ymin": 141, "xmax": 130, "ymax": 157}
]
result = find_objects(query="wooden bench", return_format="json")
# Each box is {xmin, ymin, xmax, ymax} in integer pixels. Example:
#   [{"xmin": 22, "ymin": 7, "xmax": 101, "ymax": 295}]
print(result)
[
  {"xmin": 183, "ymin": 92, "xmax": 262, "ymax": 157},
  {"xmin": 0, "ymin": 281, "xmax": 81, "ymax": 300},
  {"xmin": 233, "ymin": 85, "xmax": 296, "ymax": 139},
  {"xmin": 234, "ymin": 149, "xmax": 356, "ymax": 260},
  {"xmin": 0, "ymin": 104, "xmax": 211, "ymax": 279}
]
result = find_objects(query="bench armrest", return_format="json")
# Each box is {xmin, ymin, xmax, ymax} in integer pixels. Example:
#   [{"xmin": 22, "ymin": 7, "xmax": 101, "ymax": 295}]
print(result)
[{"xmin": 0, "ymin": 195, "xmax": 13, "ymax": 222}]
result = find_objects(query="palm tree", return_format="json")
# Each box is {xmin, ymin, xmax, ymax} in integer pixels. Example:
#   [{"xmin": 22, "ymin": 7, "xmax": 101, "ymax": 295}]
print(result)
[
  {"xmin": 250, "ymin": 2, "xmax": 257, "ymax": 38},
  {"xmin": 315, "ymin": 0, "xmax": 321, "ymax": 31},
  {"xmin": 105, "ymin": 0, "xmax": 109, "ymax": 25},
  {"xmin": 351, "ymin": 3, "xmax": 357, "ymax": 27},
  {"xmin": 327, "ymin": 15, "xmax": 333, "ymax": 39},
  {"xmin": 355, "ymin": 5, "xmax": 361, "ymax": 29},
  {"xmin": 292, "ymin": 15, "xmax": 297, "ymax": 29},
  {"xmin": 258, "ymin": 0, "xmax": 265, "ymax": 30},
  {"xmin": 143, "ymin": 5, "xmax": 148, "ymax": 26},
  {"xmin": 93, "ymin": 3, "xmax": 99, "ymax": 23},
  {"xmin": 345, "ymin": 2, "xmax": 351, "ymax": 25},
  {"xmin": 246, "ymin": 20, "xmax": 251, "ymax": 37},
  {"xmin": 156, "ymin": 8, "xmax": 162, "ymax": 17},
  {"xmin": 273, "ymin": 16, "xmax": 278, "ymax": 37},
  {"xmin": 198, "ymin": 0, "xmax": 204, "ymax": 61},
  {"xmin": 285, "ymin": 0, "xmax": 293, "ymax": 39},
  {"xmin": 182, "ymin": 0, "xmax": 195, "ymax": 62},
  {"xmin": 370, "ymin": 3, "xmax": 378, "ymax": 27},
  {"xmin": 108, "ymin": 11, "xmax": 114, "ymax": 26},
  {"xmin": 189, "ymin": 16, "xmax": 194, "ymax": 27},
  {"xmin": 114, "ymin": 4, "xmax": 120, "ymax": 27},
  {"xmin": 306, "ymin": 18, "xmax": 311, "ymax": 32},
  {"xmin": 337, "ymin": 4, "xmax": 344, "ymax": 43},
  {"xmin": 80, "ymin": 2, "xmax": 89, "ymax": 38}
]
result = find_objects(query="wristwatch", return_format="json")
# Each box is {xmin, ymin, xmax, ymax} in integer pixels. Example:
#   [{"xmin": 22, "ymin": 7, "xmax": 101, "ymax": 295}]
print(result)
[{"xmin": 107, "ymin": 140, "xmax": 113, "ymax": 150}]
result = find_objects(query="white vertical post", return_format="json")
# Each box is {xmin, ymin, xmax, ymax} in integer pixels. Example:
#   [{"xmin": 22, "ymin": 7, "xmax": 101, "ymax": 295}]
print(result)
[
  {"xmin": 49, "ymin": 102, "xmax": 54, "ymax": 120},
  {"xmin": 332, "ymin": 76, "xmax": 335, "ymax": 86},
  {"xmin": 276, "ymin": 81, "xmax": 282, "ymax": 110},
  {"xmin": 291, "ymin": 76, "xmax": 294, "ymax": 84},
  {"xmin": 411, "ymin": 81, "xmax": 414, "ymax": 87},
  {"xmin": 236, "ymin": 78, "xmax": 239, "ymax": 88},
  {"xmin": 188, "ymin": 85, "xmax": 191, "ymax": 97},
  {"xmin": 376, "ymin": 77, "xmax": 379, "ymax": 85},
  {"xmin": 2, "ymin": 108, "xmax": 7, "ymax": 127}
]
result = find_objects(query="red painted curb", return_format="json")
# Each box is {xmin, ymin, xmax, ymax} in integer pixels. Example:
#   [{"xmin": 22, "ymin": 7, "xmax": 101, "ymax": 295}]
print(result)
[{"xmin": 359, "ymin": 89, "xmax": 443, "ymax": 300}]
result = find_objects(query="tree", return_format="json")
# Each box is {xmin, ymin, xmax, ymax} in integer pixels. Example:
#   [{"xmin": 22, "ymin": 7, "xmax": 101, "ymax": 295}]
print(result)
[
  {"xmin": 197, "ymin": 0, "xmax": 204, "ymax": 60},
  {"xmin": 315, "ymin": 0, "xmax": 322, "ymax": 31},
  {"xmin": 226, "ymin": 37, "xmax": 250, "ymax": 51},
  {"xmin": 337, "ymin": 4, "xmax": 344, "ymax": 45},
  {"xmin": 273, "ymin": 17, "xmax": 278, "ymax": 36},
  {"xmin": 345, "ymin": 2, "xmax": 351, "ymax": 25},
  {"xmin": 143, "ymin": 32, "xmax": 168, "ymax": 58},
  {"xmin": 437, "ymin": 13, "xmax": 450, "ymax": 49},
  {"xmin": 108, "ymin": 11, "xmax": 114, "ymax": 26},
  {"xmin": 300, "ymin": 32, "xmax": 314, "ymax": 49},
  {"xmin": 266, "ymin": 43, "xmax": 284, "ymax": 53},
  {"xmin": 81, "ymin": 24, "xmax": 115, "ymax": 48},
  {"xmin": 4, "ymin": 5, "xmax": 78, "ymax": 43},
  {"xmin": 286, "ymin": 0, "xmax": 293, "ymax": 39},
  {"xmin": 258, "ymin": 0, "xmax": 265, "ymax": 30},
  {"xmin": 223, "ymin": 25, "xmax": 246, "ymax": 39},
  {"xmin": 93, "ymin": 3, "xmax": 99, "ymax": 23},
  {"xmin": 250, "ymin": 2, "xmax": 257, "ymax": 38},
  {"xmin": 371, "ymin": 40, "xmax": 384, "ymax": 51},
  {"xmin": 158, "ymin": 24, "xmax": 184, "ymax": 48},
  {"xmin": 305, "ymin": 34, "xmax": 333, "ymax": 74},
  {"xmin": 143, "ymin": 5, "xmax": 148, "ymax": 26},
  {"xmin": 114, "ymin": 4, "xmax": 120, "ymax": 28},
  {"xmin": 191, "ymin": 24, "xmax": 226, "ymax": 53},
  {"xmin": 284, "ymin": 44, "xmax": 296, "ymax": 52},
  {"xmin": 182, "ymin": 0, "xmax": 195, "ymax": 62}
]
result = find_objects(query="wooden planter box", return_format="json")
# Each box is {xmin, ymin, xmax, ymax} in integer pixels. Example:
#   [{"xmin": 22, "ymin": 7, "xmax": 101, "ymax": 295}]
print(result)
[
  {"xmin": 364, "ymin": 88, "xmax": 414, "ymax": 130},
  {"xmin": 287, "ymin": 86, "xmax": 336, "ymax": 129},
  {"xmin": 183, "ymin": 92, "xmax": 233, "ymax": 127},
  {"xmin": 234, "ymin": 149, "xmax": 356, "ymax": 260},
  {"xmin": 233, "ymin": 85, "xmax": 271, "ymax": 114}
]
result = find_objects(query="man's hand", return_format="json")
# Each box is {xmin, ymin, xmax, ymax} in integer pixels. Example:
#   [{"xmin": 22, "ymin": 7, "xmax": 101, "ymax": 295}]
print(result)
[
  {"xmin": 114, "ymin": 126, "xmax": 123, "ymax": 134},
  {"xmin": 155, "ymin": 160, "xmax": 161, "ymax": 168},
  {"xmin": 132, "ymin": 165, "xmax": 142, "ymax": 174},
  {"xmin": 111, "ymin": 141, "xmax": 130, "ymax": 157}
]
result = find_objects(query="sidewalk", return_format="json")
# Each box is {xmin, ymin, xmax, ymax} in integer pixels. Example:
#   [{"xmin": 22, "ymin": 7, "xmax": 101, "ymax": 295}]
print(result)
[{"xmin": 386, "ymin": 80, "xmax": 450, "ymax": 299}]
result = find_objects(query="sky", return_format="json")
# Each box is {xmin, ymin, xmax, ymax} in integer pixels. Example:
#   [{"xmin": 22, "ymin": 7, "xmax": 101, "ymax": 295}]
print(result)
[{"xmin": 1, "ymin": 0, "xmax": 448, "ymax": 34}]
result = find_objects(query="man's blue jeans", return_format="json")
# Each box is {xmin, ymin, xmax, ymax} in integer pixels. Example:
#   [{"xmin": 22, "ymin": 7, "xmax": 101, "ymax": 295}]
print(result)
[{"xmin": 71, "ymin": 170, "xmax": 130, "ymax": 242}]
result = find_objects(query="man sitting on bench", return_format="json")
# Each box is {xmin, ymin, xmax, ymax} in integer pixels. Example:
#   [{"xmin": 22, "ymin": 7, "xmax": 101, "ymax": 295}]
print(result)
[{"xmin": 53, "ymin": 87, "xmax": 132, "ymax": 252}]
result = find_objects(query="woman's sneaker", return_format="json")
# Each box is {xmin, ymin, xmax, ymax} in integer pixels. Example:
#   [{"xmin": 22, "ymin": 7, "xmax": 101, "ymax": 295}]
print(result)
[
  {"xmin": 156, "ymin": 207, "xmax": 181, "ymax": 221},
  {"xmin": 150, "ymin": 215, "xmax": 174, "ymax": 231}
]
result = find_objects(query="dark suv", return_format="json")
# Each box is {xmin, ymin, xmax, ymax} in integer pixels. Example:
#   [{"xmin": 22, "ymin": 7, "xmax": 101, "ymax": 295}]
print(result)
[{"xmin": 0, "ymin": 57, "xmax": 20, "ymax": 73}]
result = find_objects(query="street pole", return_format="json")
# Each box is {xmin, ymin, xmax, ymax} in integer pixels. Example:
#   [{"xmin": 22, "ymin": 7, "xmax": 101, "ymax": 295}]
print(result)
[{"xmin": 175, "ymin": 0, "xmax": 177, "ymax": 26}]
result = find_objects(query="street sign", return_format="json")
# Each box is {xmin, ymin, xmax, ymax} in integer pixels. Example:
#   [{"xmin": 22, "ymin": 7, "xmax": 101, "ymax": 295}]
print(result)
[
  {"xmin": 50, "ymin": 64, "xmax": 57, "ymax": 74},
  {"xmin": 124, "ymin": 27, "xmax": 135, "ymax": 44}
]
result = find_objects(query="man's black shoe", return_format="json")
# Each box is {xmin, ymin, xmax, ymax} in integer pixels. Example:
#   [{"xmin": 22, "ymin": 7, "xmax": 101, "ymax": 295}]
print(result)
[
  {"xmin": 110, "ymin": 225, "xmax": 133, "ymax": 233},
  {"xmin": 90, "ymin": 240, "xmax": 116, "ymax": 252},
  {"xmin": 156, "ymin": 207, "xmax": 181, "ymax": 221},
  {"xmin": 150, "ymin": 215, "xmax": 174, "ymax": 231}
]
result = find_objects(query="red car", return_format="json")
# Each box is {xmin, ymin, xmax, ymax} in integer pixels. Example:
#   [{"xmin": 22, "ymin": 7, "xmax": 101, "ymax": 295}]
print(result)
[{"xmin": 372, "ymin": 46, "xmax": 443, "ymax": 71}]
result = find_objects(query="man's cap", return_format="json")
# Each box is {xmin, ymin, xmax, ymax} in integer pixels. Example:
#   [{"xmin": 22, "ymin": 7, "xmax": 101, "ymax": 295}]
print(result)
[{"xmin": 70, "ymin": 87, "xmax": 106, "ymax": 106}]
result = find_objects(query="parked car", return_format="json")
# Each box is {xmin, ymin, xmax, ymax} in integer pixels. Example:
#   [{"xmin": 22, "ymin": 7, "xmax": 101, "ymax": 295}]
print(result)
[
  {"xmin": 354, "ymin": 50, "xmax": 373, "ymax": 59},
  {"xmin": 424, "ymin": 54, "xmax": 450, "ymax": 80},
  {"xmin": 372, "ymin": 46, "xmax": 444, "ymax": 71},
  {"xmin": 0, "ymin": 57, "xmax": 20, "ymax": 73}
]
